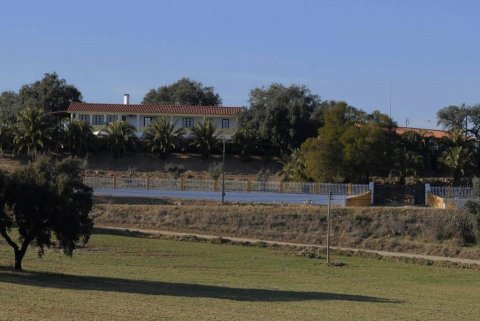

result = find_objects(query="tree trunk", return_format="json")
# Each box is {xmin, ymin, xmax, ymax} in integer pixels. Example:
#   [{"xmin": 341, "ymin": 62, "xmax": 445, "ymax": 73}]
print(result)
[
  {"xmin": 13, "ymin": 240, "xmax": 30, "ymax": 271},
  {"xmin": 14, "ymin": 248, "xmax": 25, "ymax": 270},
  {"xmin": 0, "ymin": 228, "xmax": 26, "ymax": 270}
]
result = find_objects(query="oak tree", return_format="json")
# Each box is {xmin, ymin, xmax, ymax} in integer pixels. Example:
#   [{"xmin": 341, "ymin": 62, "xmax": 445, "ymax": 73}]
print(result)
[
  {"xmin": 0, "ymin": 157, "xmax": 93, "ymax": 270},
  {"xmin": 143, "ymin": 78, "xmax": 221, "ymax": 106}
]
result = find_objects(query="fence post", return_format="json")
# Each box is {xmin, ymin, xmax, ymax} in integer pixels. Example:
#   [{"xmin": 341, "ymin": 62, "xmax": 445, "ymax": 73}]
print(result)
[
  {"xmin": 348, "ymin": 183, "xmax": 352, "ymax": 196},
  {"xmin": 180, "ymin": 177, "xmax": 185, "ymax": 191},
  {"xmin": 113, "ymin": 177, "xmax": 116, "ymax": 189},
  {"xmin": 280, "ymin": 181, "xmax": 284, "ymax": 193},
  {"xmin": 368, "ymin": 182, "xmax": 374, "ymax": 205},
  {"xmin": 247, "ymin": 179, "xmax": 251, "ymax": 192},
  {"xmin": 425, "ymin": 183, "xmax": 431, "ymax": 206}
]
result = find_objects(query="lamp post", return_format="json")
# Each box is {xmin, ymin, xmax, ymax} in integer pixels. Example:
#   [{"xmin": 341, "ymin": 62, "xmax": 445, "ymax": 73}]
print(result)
[
  {"xmin": 221, "ymin": 137, "xmax": 226, "ymax": 204},
  {"xmin": 326, "ymin": 191, "xmax": 332, "ymax": 264}
]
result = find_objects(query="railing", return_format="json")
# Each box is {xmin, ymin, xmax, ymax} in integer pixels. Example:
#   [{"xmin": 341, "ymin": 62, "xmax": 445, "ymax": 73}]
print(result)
[
  {"xmin": 429, "ymin": 186, "xmax": 477, "ymax": 209},
  {"xmin": 430, "ymin": 186, "xmax": 476, "ymax": 199},
  {"xmin": 83, "ymin": 176, "xmax": 115, "ymax": 189},
  {"xmin": 83, "ymin": 176, "xmax": 370, "ymax": 195},
  {"xmin": 449, "ymin": 198, "xmax": 472, "ymax": 209}
]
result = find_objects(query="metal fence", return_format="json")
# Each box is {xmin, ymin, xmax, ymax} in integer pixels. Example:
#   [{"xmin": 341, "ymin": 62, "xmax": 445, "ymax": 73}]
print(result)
[
  {"xmin": 83, "ymin": 176, "xmax": 370, "ymax": 196},
  {"xmin": 429, "ymin": 186, "xmax": 477, "ymax": 209},
  {"xmin": 83, "ymin": 176, "xmax": 115, "ymax": 189},
  {"xmin": 430, "ymin": 186, "xmax": 476, "ymax": 199},
  {"xmin": 447, "ymin": 198, "xmax": 472, "ymax": 209}
]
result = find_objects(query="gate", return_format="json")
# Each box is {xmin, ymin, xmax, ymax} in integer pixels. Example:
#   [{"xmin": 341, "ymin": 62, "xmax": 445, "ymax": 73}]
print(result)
[{"xmin": 374, "ymin": 184, "xmax": 425, "ymax": 206}]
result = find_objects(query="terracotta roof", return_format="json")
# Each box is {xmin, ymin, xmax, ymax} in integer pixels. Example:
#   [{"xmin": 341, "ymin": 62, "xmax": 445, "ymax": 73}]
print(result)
[
  {"xmin": 67, "ymin": 102, "xmax": 243, "ymax": 116},
  {"xmin": 395, "ymin": 127, "xmax": 450, "ymax": 139}
]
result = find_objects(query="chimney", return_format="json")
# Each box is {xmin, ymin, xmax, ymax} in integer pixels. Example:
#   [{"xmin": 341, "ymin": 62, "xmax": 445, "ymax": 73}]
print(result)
[{"xmin": 123, "ymin": 94, "xmax": 130, "ymax": 105}]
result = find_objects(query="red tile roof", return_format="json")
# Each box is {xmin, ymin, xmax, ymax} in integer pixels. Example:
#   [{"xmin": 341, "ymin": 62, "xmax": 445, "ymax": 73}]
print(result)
[
  {"xmin": 67, "ymin": 102, "xmax": 243, "ymax": 116},
  {"xmin": 395, "ymin": 127, "xmax": 450, "ymax": 139}
]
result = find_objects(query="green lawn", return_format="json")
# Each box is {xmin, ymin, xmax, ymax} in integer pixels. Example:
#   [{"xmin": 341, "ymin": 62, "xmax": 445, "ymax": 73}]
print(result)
[{"xmin": 0, "ymin": 233, "xmax": 479, "ymax": 321}]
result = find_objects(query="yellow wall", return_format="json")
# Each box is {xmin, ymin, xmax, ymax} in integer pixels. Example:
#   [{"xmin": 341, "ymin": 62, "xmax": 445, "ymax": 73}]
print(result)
[
  {"xmin": 427, "ymin": 192, "xmax": 458, "ymax": 209},
  {"xmin": 346, "ymin": 192, "xmax": 371, "ymax": 207},
  {"xmin": 427, "ymin": 192, "xmax": 445, "ymax": 209}
]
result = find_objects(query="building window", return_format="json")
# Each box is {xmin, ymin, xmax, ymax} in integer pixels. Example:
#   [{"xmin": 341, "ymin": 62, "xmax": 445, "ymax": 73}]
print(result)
[
  {"xmin": 92, "ymin": 115, "xmax": 105, "ymax": 125},
  {"xmin": 182, "ymin": 118, "xmax": 195, "ymax": 128},
  {"xmin": 222, "ymin": 119, "xmax": 230, "ymax": 129},
  {"xmin": 106, "ymin": 115, "xmax": 118, "ymax": 123},
  {"xmin": 144, "ymin": 117, "xmax": 155, "ymax": 127},
  {"xmin": 78, "ymin": 114, "xmax": 90, "ymax": 124}
]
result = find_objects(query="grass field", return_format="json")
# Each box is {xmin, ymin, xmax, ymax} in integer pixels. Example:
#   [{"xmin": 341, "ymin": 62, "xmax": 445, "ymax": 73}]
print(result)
[{"xmin": 1, "ymin": 233, "xmax": 479, "ymax": 321}]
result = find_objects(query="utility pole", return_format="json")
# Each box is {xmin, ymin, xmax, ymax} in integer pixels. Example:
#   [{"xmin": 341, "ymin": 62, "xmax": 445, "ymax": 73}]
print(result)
[
  {"xmin": 326, "ymin": 191, "xmax": 332, "ymax": 264},
  {"xmin": 221, "ymin": 138, "xmax": 226, "ymax": 204},
  {"xmin": 389, "ymin": 78, "xmax": 392, "ymax": 119},
  {"xmin": 465, "ymin": 113, "xmax": 469, "ymax": 137}
]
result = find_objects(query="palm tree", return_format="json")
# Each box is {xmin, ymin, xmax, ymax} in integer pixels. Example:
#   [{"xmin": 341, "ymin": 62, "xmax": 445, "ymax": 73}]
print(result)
[
  {"xmin": 63, "ymin": 119, "xmax": 95, "ymax": 157},
  {"xmin": 440, "ymin": 145, "xmax": 474, "ymax": 185},
  {"xmin": 391, "ymin": 141, "xmax": 424, "ymax": 184},
  {"xmin": 190, "ymin": 119, "xmax": 220, "ymax": 158},
  {"xmin": 402, "ymin": 130, "xmax": 437, "ymax": 176},
  {"xmin": 142, "ymin": 117, "xmax": 184, "ymax": 158},
  {"xmin": 278, "ymin": 148, "xmax": 307, "ymax": 181},
  {"xmin": 13, "ymin": 106, "xmax": 52, "ymax": 156},
  {"xmin": 437, "ymin": 130, "xmax": 475, "ymax": 185},
  {"xmin": 232, "ymin": 128, "xmax": 258, "ymax": 161},
  {"xmin": 102, "ymin": 121, "xmax": 137, "ymax": 158},
  {"xmin": 444, "ymin": 129, "xmax": 470, "ymax": 147}
]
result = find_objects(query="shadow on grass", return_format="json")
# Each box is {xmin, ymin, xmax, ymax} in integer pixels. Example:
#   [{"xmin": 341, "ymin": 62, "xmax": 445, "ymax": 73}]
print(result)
[
  {"xmin": 0, "ymin": 267, "xmax": 401, "ymax": 303},
  {"xmin": 94, "ymin": 196, "xmax": 173, "ymax": 206},
  {"xmin": 93, "ymin": 227, "xmax": 151, "ymax": 238}
]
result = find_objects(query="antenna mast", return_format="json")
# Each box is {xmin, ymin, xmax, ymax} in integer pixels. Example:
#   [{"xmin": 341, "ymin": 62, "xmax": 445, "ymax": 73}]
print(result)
[{"xmin": 389, "ymin": 78, "xmax": 392, "ymax": 118}]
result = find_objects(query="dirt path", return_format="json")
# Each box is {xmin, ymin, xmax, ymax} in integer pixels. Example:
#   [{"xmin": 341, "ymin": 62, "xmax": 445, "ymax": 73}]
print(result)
[{"xmin": 96, "ymin": 225, "xmax": 480, "ymax": 266}]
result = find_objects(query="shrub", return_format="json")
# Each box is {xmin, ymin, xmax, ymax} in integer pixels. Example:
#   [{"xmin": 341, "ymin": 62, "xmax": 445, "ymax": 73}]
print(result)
[
  {"xmin": 164, "ymin": 162, "xmax": 185, "ymax": 179},
  {"xmin": 256, "ymin": 168, "xmax": 271, "ymax": 181},
  {"xmin": 453, "ymin": 212, "xmax": 477, "ymax": 244},
  {"xmin": 465, "ymin": 200, "xmax": 480, "ymax": 241},
  {"xmin": 207, "ymin": 162, "xmax": 223, "ymax": 180}
]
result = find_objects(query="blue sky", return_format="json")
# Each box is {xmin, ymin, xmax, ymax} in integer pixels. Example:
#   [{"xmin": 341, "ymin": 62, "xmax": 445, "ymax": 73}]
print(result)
[{"xmin": 1, "ymin": 0, "xmax": 480, "ymax": 128}]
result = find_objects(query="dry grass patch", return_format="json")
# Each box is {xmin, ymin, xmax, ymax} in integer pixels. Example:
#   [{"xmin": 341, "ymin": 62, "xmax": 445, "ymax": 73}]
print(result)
[{"xmin": 92, "ymin": 199, "xmax": 480, "ymax": 259}]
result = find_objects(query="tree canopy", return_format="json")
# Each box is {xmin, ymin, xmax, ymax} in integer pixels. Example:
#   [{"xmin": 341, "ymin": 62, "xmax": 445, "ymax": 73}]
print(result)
[
  {"xmin": 0, "ymin": 157, "xmax": 93, "ymax": 270},
  {"xmin": 143, "ymin": 78, "xmax": 222, "ymax": 106},
  {"xmin": 0, "ymin": 91, "xmax": 21, "ymax": 120},
  {"xmin": 238, "ymin": 83, "xmax": 321, "ymax": 154},
  {"xmin": 301, "ymin": 102, "xmax": 396, "ymax": 183},
  {"xmin": 18, "ymin": 72, "xmax": 82, "ymax": 112},
  {"xmin": 437, "ymin": 104, "xmax": 480, "ymax": 140},
  {"xmin": 301, "ymin": 102, "xmax": 351, "ymax": 182}
]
